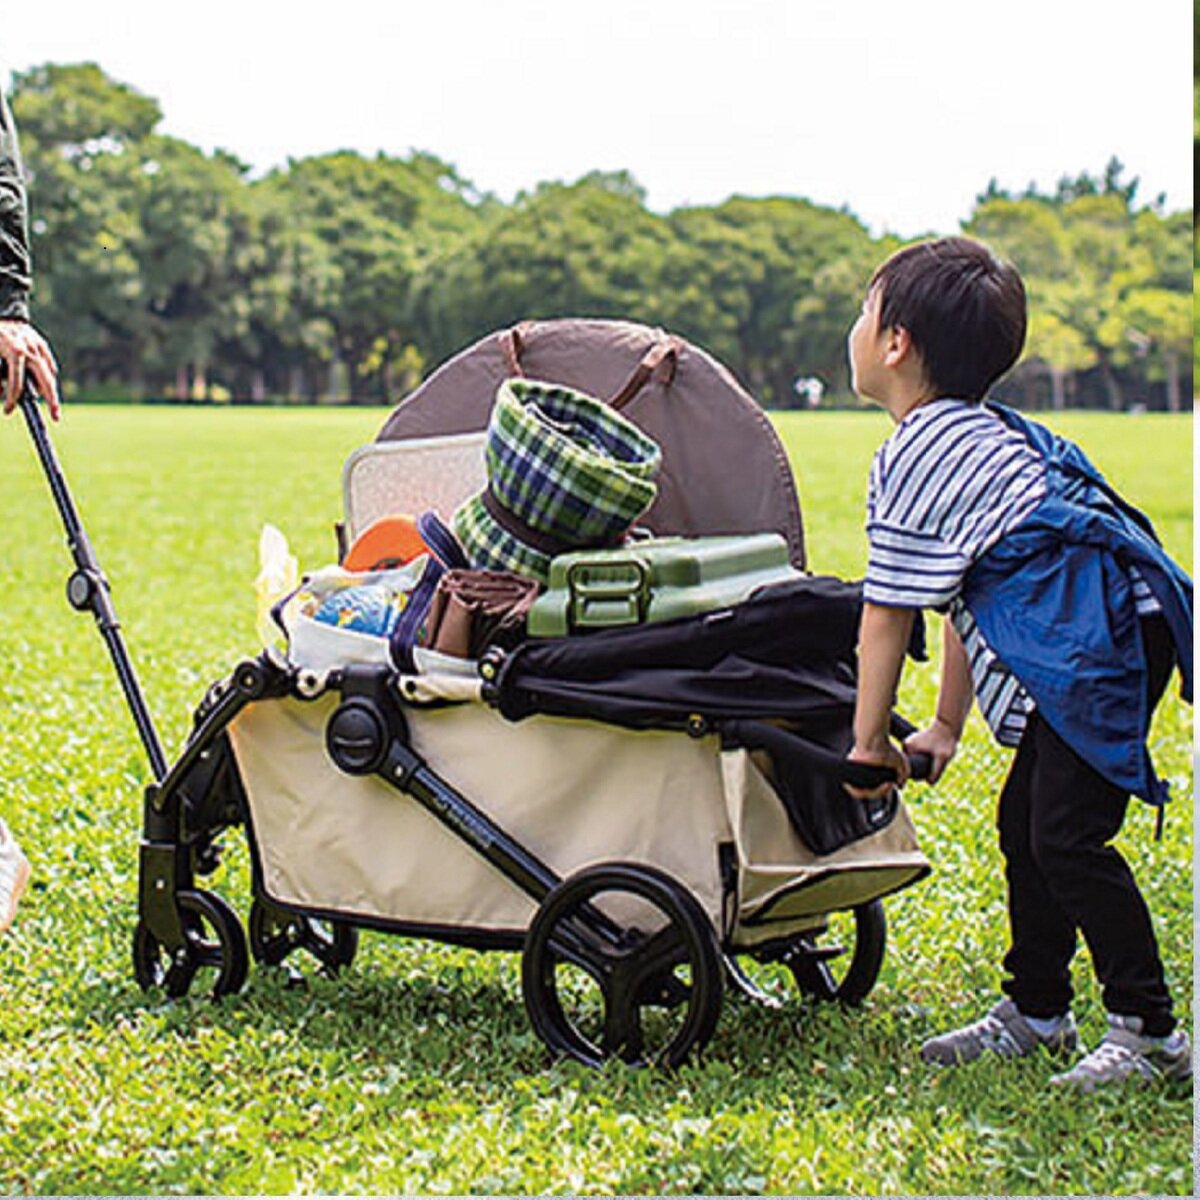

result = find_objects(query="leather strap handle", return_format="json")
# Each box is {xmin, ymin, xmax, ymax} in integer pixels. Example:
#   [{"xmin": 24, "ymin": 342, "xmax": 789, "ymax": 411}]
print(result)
[
  {"xmin": 498, "ymin": 320, "xmax": 537, "ymax": 378},
  {"xmin": 609, "ymin": 333, "xmax": 683, "ymax": 411}
]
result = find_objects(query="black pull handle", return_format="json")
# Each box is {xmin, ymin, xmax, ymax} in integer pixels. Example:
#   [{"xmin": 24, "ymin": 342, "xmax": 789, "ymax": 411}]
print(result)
[{"xmin": 16, "ymin": 382, "xmax": 168, "ymax": 781}]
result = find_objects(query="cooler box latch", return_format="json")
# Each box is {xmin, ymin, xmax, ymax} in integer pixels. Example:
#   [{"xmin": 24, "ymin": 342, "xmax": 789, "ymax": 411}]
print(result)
[{"xmin": 565, "ymin": 558, "xmax": 650, "ymax": 630}]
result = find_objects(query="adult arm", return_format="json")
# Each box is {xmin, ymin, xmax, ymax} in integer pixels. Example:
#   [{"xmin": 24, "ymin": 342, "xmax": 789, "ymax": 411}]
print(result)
[
  {"xmin": 0, "ymin": 87, "xmax": 31, "ymax": 321},
  {"xmin": 0, "ymin": 86, "xmax": 59, "ymax": 416}
]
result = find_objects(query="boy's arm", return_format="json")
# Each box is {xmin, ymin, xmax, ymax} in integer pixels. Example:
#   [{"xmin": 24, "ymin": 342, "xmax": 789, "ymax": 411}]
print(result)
[
  {"xmin": 903, "ymin": 617, "xmax": 972, "ymax": 784},
  {"xmin": 846, "ymin": 600, "xmax": 916, "ymax": 798}
]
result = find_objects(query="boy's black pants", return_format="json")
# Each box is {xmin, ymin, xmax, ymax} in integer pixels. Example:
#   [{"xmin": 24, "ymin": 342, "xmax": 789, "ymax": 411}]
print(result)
[{"xmin": 997, "ymin": 615, "xmax": 1177, "ymax": 1036}]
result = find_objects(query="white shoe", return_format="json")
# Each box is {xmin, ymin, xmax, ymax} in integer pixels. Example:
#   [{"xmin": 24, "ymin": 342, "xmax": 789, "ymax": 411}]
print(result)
[{"xmin": 0, "ymin": 820, "xmax": 31, "ymax": 936}]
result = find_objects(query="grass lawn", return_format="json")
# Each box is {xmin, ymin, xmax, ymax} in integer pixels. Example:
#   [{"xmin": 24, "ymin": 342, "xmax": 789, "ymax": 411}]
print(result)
[{"xmin": 0, "ymin": 404, "xmax": 1192, "ymax": 1195}]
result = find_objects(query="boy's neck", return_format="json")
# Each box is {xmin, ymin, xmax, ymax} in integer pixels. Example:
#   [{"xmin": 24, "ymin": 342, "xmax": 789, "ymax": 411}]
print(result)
[{"xmin": 880, "ymin": 386, "xmax": 939, "ymax": 425}]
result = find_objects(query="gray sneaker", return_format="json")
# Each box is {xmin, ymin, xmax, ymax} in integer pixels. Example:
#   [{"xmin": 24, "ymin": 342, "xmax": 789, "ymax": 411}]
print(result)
[
  {"xmin": 921, "ymin": 999, "xmax": 1078, "ymax": 1065},
  {"xmin": 1049, "ymin": 1014, "xmax": 1192, "ymax": 1093}
]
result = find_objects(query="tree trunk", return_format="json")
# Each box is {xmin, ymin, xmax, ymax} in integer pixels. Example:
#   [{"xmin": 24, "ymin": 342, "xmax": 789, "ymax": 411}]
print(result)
[
  {"xmin": 175, "ymin": 365, "xmax": 188, "ymax": 402},
  {"xmin": 771, "ymin": 368, "xmax": 794, "ymax": 411},
  {"xmin": 1023, "ymin": 367, "xmax": 1038, "ymax": 410},
  {"xmin": 327, "ymin": 347, "xmax": 343, "ymax": 404},
  {"xmin": 1164, "ymin": 352, "xmax": 1180, "ymax": 413},
  {"xmin": 252, "ymin": 369, "xmax": 266, "ymax": 404},
  {"xmin": 1099, "ymin": 359, "xmax": 1124, "ymax": 411},
  {"xmin": 288, "ymin": 363, "xmax": 304, "ymax": 403},
  {"xmin": 1049, "ymin": 367, "xmax": 1067, "ymax": 411}
]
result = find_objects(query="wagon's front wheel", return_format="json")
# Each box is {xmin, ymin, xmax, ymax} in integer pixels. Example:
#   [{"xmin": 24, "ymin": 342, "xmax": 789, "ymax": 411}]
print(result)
[
  {"xmin": 781, "ymin": 899, "xmax": 886, "ymax": 1006},
  {"xmin": 132, "ymin": 888, "xmax": 249, "ymax": 999},
  {"xmin": 248, "ymin": 897, "xmax": 358, "ymax": 977},
  {"xmin": 522, "ymin": 862, "xmax": 723, "ymax": 1069}
]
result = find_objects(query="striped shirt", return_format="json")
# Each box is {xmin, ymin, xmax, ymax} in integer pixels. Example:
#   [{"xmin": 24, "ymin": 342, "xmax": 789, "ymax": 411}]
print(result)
[{"xmin": 863, "ymin": 399, "xmax": 1159, "ymax": 747}]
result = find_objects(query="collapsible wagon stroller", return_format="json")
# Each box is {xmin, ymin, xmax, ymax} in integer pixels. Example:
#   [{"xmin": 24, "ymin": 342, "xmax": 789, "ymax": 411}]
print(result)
[{"xmin": 20, "ymin": 319, "xmax": 931, "ymax": 1068}]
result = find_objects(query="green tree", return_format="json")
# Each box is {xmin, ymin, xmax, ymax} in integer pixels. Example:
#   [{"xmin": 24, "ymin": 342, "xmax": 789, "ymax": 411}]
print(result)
[
  {"xmin": 1025, "ymin": 305, "xmax": 1097, "ymax": 410},
  {"xmin": 414, "ymin": 173, "xmax": 673, "ymax": 370},
  {"xmin": 12, "ymin": 63, "xmax": 160, "ymax": 387},
  {"xmin": 969, "ymin": 185, "xmax": 1190, "ymax": 410},
  {"xmin": 1120, "ymin": 286, "xmax": 1191, "ymax": 411},
  {"xmin": 660, "ymin": 197, "xmax": 875, "ymax": 403},
  {"xmin": 135, "ymin": 137, "xmax": 256, "ymax": 398},
  {"xmin": 268, "ymin": 150, "xmax": 484, "ymax": 401}
]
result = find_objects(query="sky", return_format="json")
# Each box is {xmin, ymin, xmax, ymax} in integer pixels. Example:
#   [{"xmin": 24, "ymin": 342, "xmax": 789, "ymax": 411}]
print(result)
[{"xmin": 3, "ymin": 0, "xmax": 1193, "ymax": 238}]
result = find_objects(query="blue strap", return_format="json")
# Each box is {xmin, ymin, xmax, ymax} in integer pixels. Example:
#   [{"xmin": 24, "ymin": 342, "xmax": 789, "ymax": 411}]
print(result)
[
  {"xmin": 418, "ymin": 510, "xmax": 469, "ymax": 569},
  {"xmin": 389, "ymin": 557, "xmax": 446, "ymax": 671}
]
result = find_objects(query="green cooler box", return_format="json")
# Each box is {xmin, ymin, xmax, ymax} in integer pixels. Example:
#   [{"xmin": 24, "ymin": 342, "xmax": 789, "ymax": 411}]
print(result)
[{"xmin": 528, "ymin": 533, "xmax": 800, "ymax": 637}]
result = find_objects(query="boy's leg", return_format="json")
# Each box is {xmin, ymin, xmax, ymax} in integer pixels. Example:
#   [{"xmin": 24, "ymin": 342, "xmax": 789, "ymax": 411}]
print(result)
[
  {"xmin": 1023, "ymin": 618, "xmax": 1176, "ymax": 1035},
  {"xmin": 996, "ymin": 726, "xmax": 1078, "ymax": 1019},
  {"xmin": 919, "ymin": 733, "xmax": 1081, "ymax": 1065}
]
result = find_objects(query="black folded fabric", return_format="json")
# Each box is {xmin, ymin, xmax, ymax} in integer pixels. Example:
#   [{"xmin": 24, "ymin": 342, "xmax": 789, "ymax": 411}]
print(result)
[{"xmin": 494, "ymin": 575, "xmax": 925, "ymax": 728}]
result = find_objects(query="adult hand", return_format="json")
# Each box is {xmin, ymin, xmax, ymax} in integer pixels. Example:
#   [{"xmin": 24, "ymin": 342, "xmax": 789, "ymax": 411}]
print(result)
[
  {"xmin": 844, "ymin": 738, "xmax": 909, "ymax": 801},
  {"xmin": 0, "ymin": 318, "xmax": 60, "ymax": 420},
  {"xmin": 903, "ymin": 717, "xmax": 960, "ymax": 785}
]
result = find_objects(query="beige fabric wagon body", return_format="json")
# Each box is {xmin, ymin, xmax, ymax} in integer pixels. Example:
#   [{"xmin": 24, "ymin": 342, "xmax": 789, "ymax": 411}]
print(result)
[{"xmin": 228, "ymin": 689, "xmax": 928, "ymax": 947}]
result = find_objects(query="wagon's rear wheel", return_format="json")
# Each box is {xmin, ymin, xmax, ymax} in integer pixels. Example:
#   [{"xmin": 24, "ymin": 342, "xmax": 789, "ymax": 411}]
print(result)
[
  {"xmin": 522, "ymin": 862, "xmax": 724, "ymax": 1069},
  {"xmin": 132, "ymin": 888, "xmax": 248, "ymax": 999},
  {"xmin": 735, "ymin": 900, "xmax": 887, "ymax": 1008},
  {"xmin": 248, "ymin": 898, "xmax": 358, "ymax": 977}
]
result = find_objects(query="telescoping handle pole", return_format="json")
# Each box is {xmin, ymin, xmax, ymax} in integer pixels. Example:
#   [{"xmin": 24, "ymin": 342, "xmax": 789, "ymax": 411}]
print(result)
[{"xmin": 18, "ymin": 391, "xmax": 168, "ymax": 781}]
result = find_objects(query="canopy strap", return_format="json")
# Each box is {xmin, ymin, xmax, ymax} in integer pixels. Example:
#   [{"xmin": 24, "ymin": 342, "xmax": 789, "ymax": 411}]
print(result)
[
  {"xmin": 498, "ymin": 320, "xmax": 536, "ymax": 378},
  {"xmin": 609, "ymin": 333, "xmax": 682, "ymax": 411}
]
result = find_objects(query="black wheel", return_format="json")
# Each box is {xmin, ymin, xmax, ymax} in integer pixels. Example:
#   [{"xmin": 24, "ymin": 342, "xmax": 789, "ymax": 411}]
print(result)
[
  {"xmin": 132, "ymin": 888, "xmax": 249, "ymax": 999},
  {"xmin": 779, "ymin": 899, "xmax": 886, "ymax": 1006},
  {"xmin": 247, "ymin": 897, "xmax": 359, "ymax": 976},
  {"xmin": 521, "ymin": 862, "xmax": 724, "ymax": 1069}
]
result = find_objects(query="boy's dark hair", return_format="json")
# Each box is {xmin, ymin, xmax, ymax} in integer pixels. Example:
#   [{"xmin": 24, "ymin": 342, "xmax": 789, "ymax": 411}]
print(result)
[{"xmin": 870, "ymin": 236, "xmax": 1027, "ymax": 402}]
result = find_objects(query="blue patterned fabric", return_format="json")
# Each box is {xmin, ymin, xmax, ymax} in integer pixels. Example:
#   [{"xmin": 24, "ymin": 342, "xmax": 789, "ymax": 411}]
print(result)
[{"xmin": 963, "ymin": 405, "xmax": 1193, "ymax": 807}]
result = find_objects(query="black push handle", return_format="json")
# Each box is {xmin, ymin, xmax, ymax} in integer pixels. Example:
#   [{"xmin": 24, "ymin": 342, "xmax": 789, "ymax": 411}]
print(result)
[
  {"xmin": 722, "ymin": 718, "xmax": 933, "ymax": 786},
  {"xmin": 16, "ymin": 386, "xmax": 168, "ymax": 781},
  {"xmin": 907, "ymin": 750, "xmax": 934, "ymax": 781}
]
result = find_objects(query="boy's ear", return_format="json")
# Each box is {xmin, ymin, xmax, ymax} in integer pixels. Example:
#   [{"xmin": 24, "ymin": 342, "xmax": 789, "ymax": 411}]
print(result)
[{"xmin": 882, "ymin": 324, "xmax": 914, "ymax": 368}]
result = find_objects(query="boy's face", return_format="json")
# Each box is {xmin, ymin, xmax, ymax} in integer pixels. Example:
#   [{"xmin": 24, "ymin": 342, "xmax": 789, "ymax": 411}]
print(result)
[{"xmin": 847, "ymin": 286, "xmax": 887, "ymax": 402}]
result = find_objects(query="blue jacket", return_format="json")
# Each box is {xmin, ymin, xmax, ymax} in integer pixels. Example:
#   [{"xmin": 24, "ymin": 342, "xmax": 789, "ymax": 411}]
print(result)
[{"xmin": 962, "ymin": 405, "xmax": 1192, "ymax": 809}]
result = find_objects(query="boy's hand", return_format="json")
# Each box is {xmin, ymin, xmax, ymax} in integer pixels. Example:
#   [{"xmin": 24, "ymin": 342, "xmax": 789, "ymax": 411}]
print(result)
[
  {"xmin": 845, "ymin": 739, "xmax": 909, "ymax": 801},
  {"xmin": 903, "ymin": 717, "xmax": 960, "ymax": 785}
]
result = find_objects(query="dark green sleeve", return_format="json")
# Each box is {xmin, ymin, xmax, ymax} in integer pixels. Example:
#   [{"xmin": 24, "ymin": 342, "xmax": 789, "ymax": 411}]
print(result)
[{"xmin": 0, "ymin": 88, "xmax": 31, "ymax": 321}]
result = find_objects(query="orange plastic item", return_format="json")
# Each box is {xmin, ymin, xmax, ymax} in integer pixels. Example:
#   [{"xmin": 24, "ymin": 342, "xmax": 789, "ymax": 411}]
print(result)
[{"xmin": 344, "ymin": 515, "xmax": 429, "ymax": 572}]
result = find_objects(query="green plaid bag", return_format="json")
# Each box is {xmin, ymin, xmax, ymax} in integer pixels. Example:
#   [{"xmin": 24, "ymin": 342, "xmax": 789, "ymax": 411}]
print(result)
[{"xmin": 453, "ymin": 378, "xmax": 662, "ymax": 584}]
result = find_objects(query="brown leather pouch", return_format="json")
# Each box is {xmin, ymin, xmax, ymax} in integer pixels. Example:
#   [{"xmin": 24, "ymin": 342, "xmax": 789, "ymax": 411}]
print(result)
[{"xmin": 422, "ymin": 569, "xmax": 542, "ymax": 659}]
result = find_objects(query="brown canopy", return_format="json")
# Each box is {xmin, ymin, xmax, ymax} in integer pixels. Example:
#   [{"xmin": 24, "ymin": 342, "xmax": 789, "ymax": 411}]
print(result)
[{"xmin": 377, "ymin": 318, "xmax": 806, "ymax": 567}]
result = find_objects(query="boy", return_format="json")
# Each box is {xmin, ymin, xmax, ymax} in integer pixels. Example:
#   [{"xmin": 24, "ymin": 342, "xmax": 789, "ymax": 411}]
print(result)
[
  {"xmin": 0, "ymin": 82, "xmax": 61, "ymax": 935},
  {"xmin": 844, "ymin": 236, "xmax": 1192, "ymax": 1092}
]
